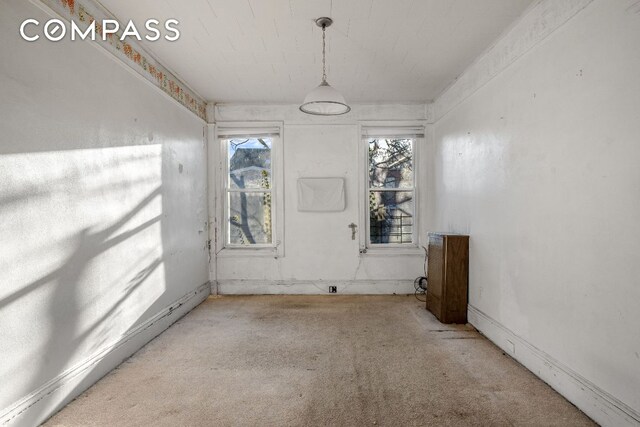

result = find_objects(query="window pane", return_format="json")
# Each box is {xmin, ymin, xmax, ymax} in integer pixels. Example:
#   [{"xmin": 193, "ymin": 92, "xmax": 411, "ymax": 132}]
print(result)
[
  {"xmin": 228, "ymin": 138, "xmax": 272, "ymax": 189},
  {"xmin": 369, "ymin": 138, "xmax": 413, "ymax": 188},
  {"xmin": 228, "ymin": 191, "xmax": 272, "ymax": 245},
  {"xmin": 369, "ymin": 191, "xmax": 413, "ymax": 244}
]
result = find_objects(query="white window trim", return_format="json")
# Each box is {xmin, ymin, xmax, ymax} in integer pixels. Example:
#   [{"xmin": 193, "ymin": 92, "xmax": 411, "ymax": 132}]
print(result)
[
  {"xmin": 358, "ymin": 121, "xmax": 425, "ymax": 255},
  {"xmin": 214, "ymin": 121, "xmax": 284, "ymax": 258}
]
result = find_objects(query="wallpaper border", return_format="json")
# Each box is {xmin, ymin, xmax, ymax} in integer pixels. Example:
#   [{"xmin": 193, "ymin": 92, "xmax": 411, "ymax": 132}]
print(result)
[{"xmin": 36, "ymin": 0, "xmax": 207, "ymax": 120}]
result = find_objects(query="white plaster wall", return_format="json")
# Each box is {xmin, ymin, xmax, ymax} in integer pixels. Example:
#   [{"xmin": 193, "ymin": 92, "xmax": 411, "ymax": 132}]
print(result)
[
  {"xmin": 0, "ymin": 0, "xmax": 208, "ymax": 423},
  {"xmin": 432, "ymin": 0, "xmax": 640, "ymax": 421},
  {"xmin": 212, "ymin": 104, "xmax": 432, "ymax": 293}
]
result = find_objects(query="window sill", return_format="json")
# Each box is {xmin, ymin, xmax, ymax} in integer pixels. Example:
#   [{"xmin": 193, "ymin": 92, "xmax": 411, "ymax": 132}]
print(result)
[
  {"xmin": 217, "ymin": 247, "xmax": 281, "ymax": 258},
  {"xmin": 360, "ymin": 246, "xmax": 425, "ymax": 257}
]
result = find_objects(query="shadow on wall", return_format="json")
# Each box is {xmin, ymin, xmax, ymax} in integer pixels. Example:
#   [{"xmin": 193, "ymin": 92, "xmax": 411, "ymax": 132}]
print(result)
[
  {"xmin": 0, "ymin": 5, "xmax": 208, "ymax": 422},
  {"xmin": 0, "ymin": 186, "xmax": 162, "ymax": 312},
  {"xmin": 0, "ymin": 136, "xmax": 206, "ymax": 425},
  {"xmin": 0, "ymin": 180, "xmax": 163, "ymax": 419}
]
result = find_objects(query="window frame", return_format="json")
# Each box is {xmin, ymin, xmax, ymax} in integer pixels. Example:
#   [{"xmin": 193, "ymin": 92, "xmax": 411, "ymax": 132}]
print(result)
[
  {"xmin": 214, "ymin": 122, "xmax": 284, "ymax": 257},
  {"xmin": 358, "ymin": 122, "xmax": 424, "ymax": 253}
]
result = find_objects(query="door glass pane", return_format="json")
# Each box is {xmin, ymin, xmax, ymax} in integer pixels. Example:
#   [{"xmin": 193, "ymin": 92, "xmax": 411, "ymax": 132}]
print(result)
[
  {"xmin": 228, "ymin": 138, "xmax": 272, "ymax": 189},
  {"xmin": 228, "ymin": 191, "xmax": 272, "ymax": 244},
  {"xmin": 368, "ymin": 138, "xmax": 413, "ymax": 188},
  {"xmin": 369, "ymin": 191, "xmax": 413, "ymax": 244}
]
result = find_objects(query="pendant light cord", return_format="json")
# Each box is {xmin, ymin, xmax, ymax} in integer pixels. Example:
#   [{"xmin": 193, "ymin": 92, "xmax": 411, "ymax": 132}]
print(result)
[
  {"xmin": 322, "ymin": 24, "xmax": 327, "ymax": 83},
  {"xmin": 299, "ymin": 17, "xmax": 350, "ymax": 115}
]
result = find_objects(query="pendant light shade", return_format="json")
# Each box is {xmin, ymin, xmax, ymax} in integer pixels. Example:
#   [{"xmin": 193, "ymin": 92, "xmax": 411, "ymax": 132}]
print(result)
[
  {"xmin": 300, "ymin": 81, "xmax": 350, "ymax": 115},
  {"xmin": 300, "ymin": 17, "xmax": 350, "ymax": 116}
]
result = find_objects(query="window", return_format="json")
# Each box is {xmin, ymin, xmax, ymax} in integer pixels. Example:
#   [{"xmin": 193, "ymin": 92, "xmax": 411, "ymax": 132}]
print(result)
[
  {"xmin": 361, "ymin": 125, "xmax": 423, "ymax": 249},
  {"xmin": 217, "ymin": 124, "xmax": 282, "ymax": 253},
  {"xmin": 225, "ymin": 137, "xmax": 273, "ymax": 246}
]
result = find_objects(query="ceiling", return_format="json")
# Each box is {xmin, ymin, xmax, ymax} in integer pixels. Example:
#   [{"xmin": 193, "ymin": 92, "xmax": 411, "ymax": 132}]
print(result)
[{"xmin": 98, "ymin": 0, "xmax": 535, "ymax": 104}]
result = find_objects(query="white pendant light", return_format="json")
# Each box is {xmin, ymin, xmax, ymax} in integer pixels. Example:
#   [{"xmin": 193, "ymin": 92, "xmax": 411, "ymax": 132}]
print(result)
[{"xmin": 300, "ymin": 17, "xmax": 351, "ymax": 116}]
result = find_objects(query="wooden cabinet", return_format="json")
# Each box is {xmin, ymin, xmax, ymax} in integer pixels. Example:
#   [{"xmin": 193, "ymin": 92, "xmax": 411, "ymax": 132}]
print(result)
[{"xmin": 426, "ymin": 233, "xmax": 469, "ymax": 324}]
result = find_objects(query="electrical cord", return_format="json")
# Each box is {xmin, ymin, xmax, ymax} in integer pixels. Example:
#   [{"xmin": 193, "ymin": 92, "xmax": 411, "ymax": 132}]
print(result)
[
  {"xmin": 414, "ymin": 276, "xmax": 427, "ymax": 302},
  {"xmin": 414, "ymin": 245, "xmax": 429, "ymax": 302}
]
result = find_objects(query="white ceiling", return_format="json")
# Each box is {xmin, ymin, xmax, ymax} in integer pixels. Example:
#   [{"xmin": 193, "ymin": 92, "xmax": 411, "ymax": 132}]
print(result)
[{"xmin": 98, "ymin": 0, "xmax": 535, "ymax": 104}]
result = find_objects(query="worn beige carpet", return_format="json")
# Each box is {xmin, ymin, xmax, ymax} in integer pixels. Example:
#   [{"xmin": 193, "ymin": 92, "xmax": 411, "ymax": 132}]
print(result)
[{"xmin": 44, "ymin": 295, "xmax": 594, "ymax": 426}]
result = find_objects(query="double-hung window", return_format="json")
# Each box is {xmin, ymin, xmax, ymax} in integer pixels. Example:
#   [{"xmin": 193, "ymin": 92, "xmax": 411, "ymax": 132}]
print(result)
[
  {"xmin": 217, "ymin": 124, "xmax": 282, "ymax": 253},
  {"xmin": 361, "ymin": 125, "xmax": 423, "ymax": 249}
]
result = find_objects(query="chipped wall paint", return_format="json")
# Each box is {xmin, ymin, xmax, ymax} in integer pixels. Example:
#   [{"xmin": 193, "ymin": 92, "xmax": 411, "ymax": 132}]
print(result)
[
  {"xmin": 432, "ymin": 0, "xmax": 640, "ymax": 424},
  {"xmin": 210, "ymin": 103, "xmax": 429, "ymax": 124},
  {"xmin": 1, "ymin": 0, "xmax": 209, "ymax": 424},
  {"xmin": 35, "ymin": 0, "xmax": 207, "ymax": 120},
  {"xmin": 211, "ymin": 104, "xmax": 433, "ymax": 294},
  {"xmin": 434, "ymin": 0, "xmax": 594, "ymax": 122}
]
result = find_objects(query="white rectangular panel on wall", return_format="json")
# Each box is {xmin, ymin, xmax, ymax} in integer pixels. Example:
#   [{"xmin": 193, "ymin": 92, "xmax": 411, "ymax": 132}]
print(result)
[{"xmin": 297, "ymin": 178, "xmax": 345, "ymax": 212}]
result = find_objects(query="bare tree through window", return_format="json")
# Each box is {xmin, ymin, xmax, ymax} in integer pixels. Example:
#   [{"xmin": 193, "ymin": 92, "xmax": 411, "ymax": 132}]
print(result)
[
  {"xmin": 368, "ymin": 138, "xmax": 414, "ymax": 244},
  {"xmin": 226, "ymin": 138, "xmax": 273, "ymax": 245}
]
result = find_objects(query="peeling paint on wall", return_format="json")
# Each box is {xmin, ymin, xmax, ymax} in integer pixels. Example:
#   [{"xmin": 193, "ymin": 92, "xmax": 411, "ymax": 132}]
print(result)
[{"xmin": 434, "ymin": 0, "xmax": 594, "ymax": 122}]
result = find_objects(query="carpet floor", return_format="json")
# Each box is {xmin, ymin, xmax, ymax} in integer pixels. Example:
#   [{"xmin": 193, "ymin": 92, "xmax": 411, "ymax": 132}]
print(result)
[{"xmin": 44, "ymin": 295, "xmax": 594, "ymax": 426}]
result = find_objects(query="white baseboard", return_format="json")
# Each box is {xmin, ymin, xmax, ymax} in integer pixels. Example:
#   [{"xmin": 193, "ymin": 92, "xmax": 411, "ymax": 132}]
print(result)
[
  {"xmin": 1, "ymin": 282, "xmax": 211, "ymax": 427},
  {"xmin": 216, "ymin": 279, "xmax": 414, "ymax": 295},
  {"xmin": 468, "ymin": 305, "xmax": 640, "ymax": 427}
]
